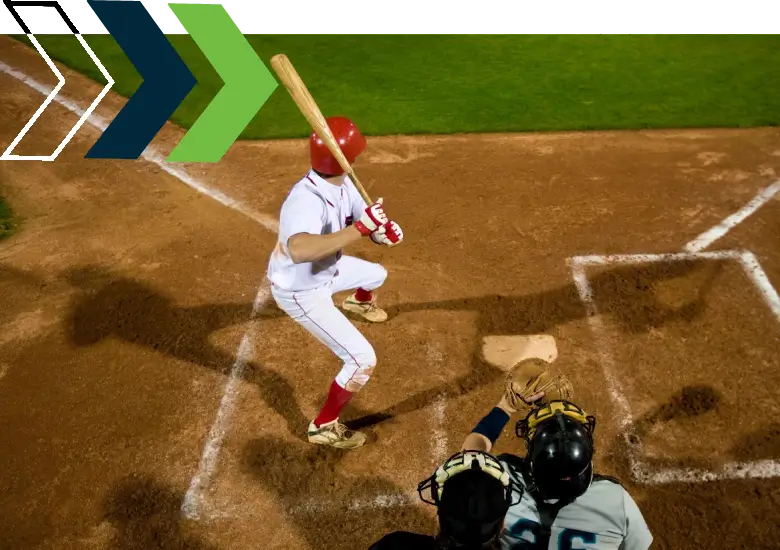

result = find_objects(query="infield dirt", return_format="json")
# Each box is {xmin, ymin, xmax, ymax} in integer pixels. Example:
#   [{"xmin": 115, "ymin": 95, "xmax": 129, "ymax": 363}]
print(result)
[{"xmin": 1, "ymin": 36, "xmax": 780, "ymax": 550}]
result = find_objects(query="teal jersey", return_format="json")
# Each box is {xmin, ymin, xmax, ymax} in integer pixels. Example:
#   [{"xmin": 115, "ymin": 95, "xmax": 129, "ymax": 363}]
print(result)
[{"xmin": 499, "ymin": 459, "xmax": 653, "ymax": 550}]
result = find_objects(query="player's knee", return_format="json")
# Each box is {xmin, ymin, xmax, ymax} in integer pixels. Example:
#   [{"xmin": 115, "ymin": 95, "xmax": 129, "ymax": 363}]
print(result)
[
  {"xmin": 353, "ymin": 345, "xmax": 377, "ymax": 371},
  {"xmin": 366, "ymin": 264, "xmax": 387, "ymax": 290},
  {"xmin": 345, "ymin": 364, "xmax": 376, "ymax": 392},
  {"xmin": 344, "ymin": 347, "xmax": 377, "ymax": 392}
]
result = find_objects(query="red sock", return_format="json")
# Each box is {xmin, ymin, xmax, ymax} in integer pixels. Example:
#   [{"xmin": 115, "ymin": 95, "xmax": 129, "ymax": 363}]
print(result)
[
  {"xmin": 355, "ymin": 288, "xmax": 373, "ymax": 302},
  {"xmin": 314, "ymin": 380, "xmax": 355, "ymax": 427}
]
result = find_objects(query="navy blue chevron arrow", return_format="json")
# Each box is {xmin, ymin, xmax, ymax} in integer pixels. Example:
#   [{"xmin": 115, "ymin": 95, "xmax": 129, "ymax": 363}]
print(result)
[{"xmin": 85, "ymin": 0, "xmax": 196, "ymax": 159}]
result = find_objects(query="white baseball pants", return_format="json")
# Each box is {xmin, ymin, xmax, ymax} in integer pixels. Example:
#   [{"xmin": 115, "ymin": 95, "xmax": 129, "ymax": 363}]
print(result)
[{"xmin": 271, "ymin": 256, "xmax": 388, "ymax": 392}]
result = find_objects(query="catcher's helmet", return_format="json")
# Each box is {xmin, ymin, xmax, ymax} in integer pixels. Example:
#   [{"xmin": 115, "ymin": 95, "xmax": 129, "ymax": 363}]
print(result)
[
  {"xmin": 516, "ymin": 401, "xmax": 596, "ymax": 501},
  {"xmin": 417, "ymin": 451, "xmax": 521, "ymax": 549},
  {"xmin": 309, "ymin": 116, "xmax": 367, "ymax": 176}
]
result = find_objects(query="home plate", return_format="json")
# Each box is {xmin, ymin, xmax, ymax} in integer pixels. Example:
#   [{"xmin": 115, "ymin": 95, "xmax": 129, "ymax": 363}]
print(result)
[{"xmin": 481, "ymin": 335, "xmax": 558, "ymax": 371}]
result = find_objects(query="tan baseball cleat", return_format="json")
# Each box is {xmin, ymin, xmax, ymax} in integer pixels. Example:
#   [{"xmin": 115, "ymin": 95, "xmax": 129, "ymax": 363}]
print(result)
[
  {"xmin": 342, "ymin": 294, "xmax": 388, "ymax": 323},
  {"xmin": 307, "ymin": 419, "xmax": 367, "ymax": 449}
]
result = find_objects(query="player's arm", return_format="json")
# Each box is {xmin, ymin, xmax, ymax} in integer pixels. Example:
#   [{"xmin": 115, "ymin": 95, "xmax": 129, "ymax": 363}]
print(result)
[
  {"xmin": 281, "ymin": 192, "xmax": 388, "ymax": 264},
  {"xmin": 347, "ymin": 184, "xmax": 404, "ymax": 248},
  {"xmin": 288, "ymin": 227, "xmax": 362, "ymax": 264},
  {"xmin": 461, "ymin": 396, "xmax": 521, "ymax": 453},
  {"xmin": 619, "ymin": 489, "xmax": 654, "ymax": 550},
  {"xmin": 461, "ymin": 392, "xmax": 547, "ymax": 453}
]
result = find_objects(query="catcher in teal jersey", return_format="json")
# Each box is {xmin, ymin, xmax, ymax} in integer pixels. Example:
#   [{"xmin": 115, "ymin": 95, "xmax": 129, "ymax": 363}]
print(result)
[{"xmin": 462, "ymin": 358, "xmax": 653, "ymax": 550}]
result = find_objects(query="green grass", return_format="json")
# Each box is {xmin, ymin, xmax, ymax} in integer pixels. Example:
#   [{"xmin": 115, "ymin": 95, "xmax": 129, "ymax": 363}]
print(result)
[
  {"xmin": 0, "ymin": 196, "xmax": 14, "ymax": 240},
  {"xmin": 14, "ymin": 35, "xmax": 780, "ymax": 139}
]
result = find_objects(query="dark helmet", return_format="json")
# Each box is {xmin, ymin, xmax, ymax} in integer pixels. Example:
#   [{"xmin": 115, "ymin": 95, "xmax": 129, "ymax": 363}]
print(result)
[
  {"xmin": 516, "ymin": 401, "xmax": 596, "ymax": 501},
  {"xmin": 417, "ymin": 451, "xmax": 521, "ymax": 549}
]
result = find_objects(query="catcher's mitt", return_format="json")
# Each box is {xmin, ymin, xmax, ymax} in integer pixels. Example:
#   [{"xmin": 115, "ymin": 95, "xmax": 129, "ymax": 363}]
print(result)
[{"xmin": 504, "ymin": 357, "xmax": 573, "ymax": 412}]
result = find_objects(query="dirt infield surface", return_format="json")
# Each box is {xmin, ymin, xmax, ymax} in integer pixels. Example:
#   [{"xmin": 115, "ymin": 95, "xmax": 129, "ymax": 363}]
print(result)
[{"xmin": 1, "ymin": 36, "xmax": 780, "ymax": 550}]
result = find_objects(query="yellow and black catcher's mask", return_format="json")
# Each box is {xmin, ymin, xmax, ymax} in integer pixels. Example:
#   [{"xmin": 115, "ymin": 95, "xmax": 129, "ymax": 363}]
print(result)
[{"xmin": 515, "ymin": 400, "xmax": 596, "ymax": 445}]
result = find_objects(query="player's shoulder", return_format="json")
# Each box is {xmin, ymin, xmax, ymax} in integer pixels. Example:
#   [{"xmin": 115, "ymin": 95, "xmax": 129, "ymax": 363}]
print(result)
[
  {"xmin": 588, "ymin": 472, "xmax": 629, "ymax": 499},
  {"xmin": 582, "ymin": 472, "xmax": 638, "ymax": 517},
  {"xmin": 281, "ymin": 176, "xmax": 325, "ymax": 209},
  {"xmin": 285, "ymin": 173, "xmax": 317, "ymax": 196},
  {"xmin": 592, "ymin": 472, "xmax": 625, "ymax": 487}
]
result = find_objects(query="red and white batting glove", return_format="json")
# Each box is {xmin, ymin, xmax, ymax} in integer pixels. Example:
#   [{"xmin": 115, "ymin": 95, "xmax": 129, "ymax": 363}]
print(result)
[
  {"xmin": 354, "ymin": 198, "xmax": 389, "ymax": 237},
  {"xmin": 370, "ymin": 221, "xmax": 404, "ymax": 247}
]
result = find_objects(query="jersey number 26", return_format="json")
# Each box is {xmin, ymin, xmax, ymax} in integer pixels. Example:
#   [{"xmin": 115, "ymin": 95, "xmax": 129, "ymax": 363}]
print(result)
[{"xmin": 508, "ymin": 519, "xmax": 597, "ymax": 549}]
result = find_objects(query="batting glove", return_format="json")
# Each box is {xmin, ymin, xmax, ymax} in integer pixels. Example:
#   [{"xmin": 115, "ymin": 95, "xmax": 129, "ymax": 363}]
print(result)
[
  {"xmin": 370, "ymin": 221, "xmax": 404, "ymax": 247},
  {"xmin": 354, "ymin": 198, "xmax": 389, "ymax": 236}
]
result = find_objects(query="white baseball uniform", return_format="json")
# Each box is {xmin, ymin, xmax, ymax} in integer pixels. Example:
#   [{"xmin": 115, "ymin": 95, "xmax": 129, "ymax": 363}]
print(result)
[
  {"xmin": 267, "ymin": 170, "xmax": 387, "ymax": 392},
  {"xmin": 499, "ymin": 459, "xmax": 653, "ymax": 550}
]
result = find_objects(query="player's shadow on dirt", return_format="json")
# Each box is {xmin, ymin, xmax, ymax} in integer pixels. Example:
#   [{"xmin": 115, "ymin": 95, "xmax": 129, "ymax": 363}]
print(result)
[
  {"xmin": 61, "ymin": 260, "xmax": 724, "ymax": 439},
  {"xmin": 388, "ymin": 259, "xmax": 722, "ymax": 336},
  {"xmin": 347, "ymin": 260, "xmax": 724, "ymax": 430},
  {"xmin": 631, "ymin": 384, "xmax": 722, "ymax": 441},
  {"xmin": 61, "ymin": 265, "xmax": 309, "ymax": 437},
  {"xmin": 242, "ymin": 436, "xmax": 436, "ymax": 550},
  {"xmin": 620, "ymin": 385, "xmax": 780, "ymax": 465},
  {"xmin": 102, "ymin": 474, "xmax": 217, "ymax": 550},
  {"xmin": 603, "ymin": 387, "xmax": 780, "ymax": 549}
]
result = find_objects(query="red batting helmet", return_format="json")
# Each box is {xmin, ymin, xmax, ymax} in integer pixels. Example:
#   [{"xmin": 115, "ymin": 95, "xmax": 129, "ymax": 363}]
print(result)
[{"xmin": 309, "ymin": 116, "xmax": 367, "ymax": 176}]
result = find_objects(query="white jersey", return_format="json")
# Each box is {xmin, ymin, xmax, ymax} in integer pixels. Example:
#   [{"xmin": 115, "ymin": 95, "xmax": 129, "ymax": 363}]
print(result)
[
  {"xmin": 499, "ymin": 459, "xmax": 653, "ymax": 550},
  {"xmin": 267, "ymin": 170, "xmax": 368, "ymax": 292}
]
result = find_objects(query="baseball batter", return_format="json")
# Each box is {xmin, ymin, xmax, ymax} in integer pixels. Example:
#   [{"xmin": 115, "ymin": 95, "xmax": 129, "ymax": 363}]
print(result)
[
  {"xmin": 267, "ymin": 116, "xmax": 403, "ymax": 450},
  {"xmin": 462, "ymin": 363, "xmax": 653, "ymax": 549}
]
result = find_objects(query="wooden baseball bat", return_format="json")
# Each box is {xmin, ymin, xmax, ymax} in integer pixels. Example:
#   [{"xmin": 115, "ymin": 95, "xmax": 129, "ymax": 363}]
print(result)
[{"xmin": 270, "ymin": 54, "xmax": 373, "ymax": 206}]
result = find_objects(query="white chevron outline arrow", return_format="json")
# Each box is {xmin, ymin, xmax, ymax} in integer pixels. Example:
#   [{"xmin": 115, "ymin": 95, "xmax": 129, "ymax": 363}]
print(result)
[{"xmin": 1, "ymin": 34, "xmax": 114, "ymax": 161}]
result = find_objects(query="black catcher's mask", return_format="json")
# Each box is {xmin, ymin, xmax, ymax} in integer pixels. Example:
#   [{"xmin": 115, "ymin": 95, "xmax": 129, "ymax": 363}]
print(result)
[{"xmin": 515, "ymin": 400, "xmax": 596, "ymax": 502}]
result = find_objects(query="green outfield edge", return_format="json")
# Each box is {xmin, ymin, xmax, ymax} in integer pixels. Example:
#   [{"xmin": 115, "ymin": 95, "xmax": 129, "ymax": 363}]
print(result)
[{"xmin": 11, "ymin": 34, "xmax": 780, "ymax": 141}]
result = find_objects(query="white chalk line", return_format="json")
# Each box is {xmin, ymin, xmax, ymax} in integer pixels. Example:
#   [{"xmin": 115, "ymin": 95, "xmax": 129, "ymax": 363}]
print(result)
[
  {"xmin": 426, "ymin": 343, "xmax": 449, "ymax": 464},
  {"xmin": 9, "ymin": 49, "xmax": 776, "ymax": 506},
  {"xmin": 572, "ymin": 250, "xmax": 780, "ymax": 483},
  {"xmin": 738, "ymin": 251, "xmax": 780, "ymax": 322},
  {"xmin": 641, "ymin": 459, "xmax": 780, "ymax": 484},
  {"xmin": 684, "ymin": 179, "xmax": 780, "ymax": 253},
  {"xmin": 571, "ymin": 263, "xmax": 646, "ymax": 482},
  {"xmin": 0, "ymin": 60, "xmax": 284, "ymax": 518},
  {"xmin": 290, "ymin": 491, "xmax": 418, "ymax": 515},
  {"xmin": 2, "ymin": 35, "xmax": 66, "ymax": 160},
  {"xmin": 201, "ymin": 491, "xmax": 420, "ymax": 521},
  {"xmin": 181, "ymin": 283, "xmax": 272, "ymax": 519},
  {"xmin": 0, "ymin": 59, "xmax": 278, "ymax": 233},
  {"xmin": 570, "ymin": 250, "xmax": 741, "ymax": 267},
  {"xmin": 432, "ymin": 396, "xmax": 448, "ymax": 462}
]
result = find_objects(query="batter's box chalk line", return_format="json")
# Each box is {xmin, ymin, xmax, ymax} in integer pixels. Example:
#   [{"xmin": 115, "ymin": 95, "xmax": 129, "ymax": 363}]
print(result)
[
  {"xmin": 197, "ymin": 490, "xmax": 422, "ymax": 523},
  {"xmin": 0, "ymin": 59, "xmax": 278, "ymax": 232},
  {"xmin": 570, "ymin": 250, "xmax": 780, "ymax": 484},
  {"xmin": 683, "ymin": 179, "xmax": 780, "ymax": 254}
]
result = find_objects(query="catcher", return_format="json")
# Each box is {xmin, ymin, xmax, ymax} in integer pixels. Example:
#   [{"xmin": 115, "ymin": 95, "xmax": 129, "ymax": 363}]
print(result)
[{"xmin": 462, "ymin": 358, "xmax": 653, "ymax": 550}]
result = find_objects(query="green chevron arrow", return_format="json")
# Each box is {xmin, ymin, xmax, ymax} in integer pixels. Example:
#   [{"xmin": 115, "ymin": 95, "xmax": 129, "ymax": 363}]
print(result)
[{"xmin": 167, "ymin": 4, "xmax": 277, "ymax": 163}]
